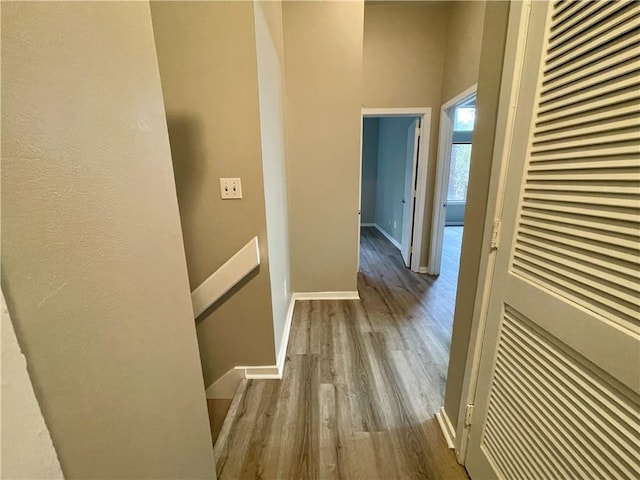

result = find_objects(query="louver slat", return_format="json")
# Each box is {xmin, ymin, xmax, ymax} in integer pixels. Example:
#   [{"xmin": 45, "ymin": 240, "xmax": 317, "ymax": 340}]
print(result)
[
  {"xmin": 537, "ymin": 74, "xmax": 640, "ymax": 114},
  {"xmin": 551, "ymin": 1, "xmax": 583, "ymax": 29},
  {"xmin": 535, "ymin": 104, "xmax": 639, "ymax": 133},
  {"xmin": 482, "ymin": 309, "xmax": 640, "ymax": 479},
  {"xmin": 536, "ymin": 89, "xmax": 639, "ymax": 123},
  {"xmin": 545, "ymin": 2, "xmax": 640, "ymax": 71},
  {"xmin": 548, "ymin": 1, "xmax": 632, "ymax": 51},
  {"xmin": 542, "ymin": 34, "xmax": 640, "ymax": 93},
  {"xmin": 510, "ymin": 0, "xmax": 640, "ymax": 334}
]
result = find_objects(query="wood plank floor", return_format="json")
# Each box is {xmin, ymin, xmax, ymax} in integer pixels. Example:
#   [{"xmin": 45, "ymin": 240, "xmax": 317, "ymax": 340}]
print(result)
[{"xmin": 214, "ymin": 226, "xmax": 468, "ymax": 479}]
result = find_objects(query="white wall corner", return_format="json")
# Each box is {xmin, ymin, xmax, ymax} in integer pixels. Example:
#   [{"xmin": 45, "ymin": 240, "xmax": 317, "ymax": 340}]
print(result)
[
  {"xmin": 276, "ymin": 295, "xmax": 296, "ymax": 377},
  {"xmin": 436, "ymin": 406, "xmax": 457, "ymax": 450}
]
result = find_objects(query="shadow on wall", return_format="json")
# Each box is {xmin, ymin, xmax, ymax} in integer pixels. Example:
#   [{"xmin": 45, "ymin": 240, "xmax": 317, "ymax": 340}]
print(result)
[
  {"xmin": 165, "ymin": 114, "xmax": 263, "ymax": 369},
  {"xmin": 165, "ymin": 115, "xmax": 205, "ymax": 281},
  {"xmin": 195, "ymin": 268, "xmax": 260, "ymax": 326}
]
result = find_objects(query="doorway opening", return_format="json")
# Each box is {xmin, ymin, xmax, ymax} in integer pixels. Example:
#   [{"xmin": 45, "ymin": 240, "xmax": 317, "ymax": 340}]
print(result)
[
  {"xmin": 358, "ymin": 108, "xmax": 431, "ymax": 273},
  {"xmin": 428, "ymin": 86, "xmax": 477, "ymax": 276}
]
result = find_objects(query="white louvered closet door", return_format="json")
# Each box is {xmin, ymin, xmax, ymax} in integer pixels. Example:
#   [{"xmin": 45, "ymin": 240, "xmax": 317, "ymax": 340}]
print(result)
[{"xmin": 466, "ymin": 1, "xmax": 640, "ymax": 479}]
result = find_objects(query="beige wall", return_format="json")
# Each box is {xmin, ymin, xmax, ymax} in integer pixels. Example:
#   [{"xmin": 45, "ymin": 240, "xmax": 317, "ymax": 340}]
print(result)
[
  {"xmin": 283, "ymin": 0, "xmax": 364, "ymax": 292},
  {"xmin": 254, "ymin": 0, "xmax": 292, "ymax": 360},
  {"xmin": 444, "ymin": 0, "xmax": 511, "ymax": 433},
  {"xmin": 440, "ymin": 1, "xmax": 486, "ymax": 103},
  {"xmin": 363, "ymin": 2, "xmax": 449, "ymax": 266},
  {"xmin": 151, "ymin": 2, "xmax": 277, "ymax": 384},
  {"xmin": 1, "ymin": 2, "xmax": 215, "ymax": 478}
]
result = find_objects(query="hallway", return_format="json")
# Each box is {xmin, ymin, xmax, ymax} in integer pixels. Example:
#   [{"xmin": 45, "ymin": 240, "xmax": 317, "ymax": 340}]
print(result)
[{"xmin": 213, "ymin": 227, "xmax": 466, "ymax": 479}]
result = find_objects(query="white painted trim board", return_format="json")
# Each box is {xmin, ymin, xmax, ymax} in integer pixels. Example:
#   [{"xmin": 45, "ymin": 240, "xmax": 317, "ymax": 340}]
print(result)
[
  {"xmin": 206, "ymin": 364, "xmax": 282, "ymax": 399},
  {"xmin": 276, "ymin": 295, "xmax": 296, "ymax": 376},
  {"xmin": 373, "ymin": 224, "xmax": 402, "ymax": 251},
  {"xmin": 358, "ymin": 107, "xmax": 432, "ymax": 275},
  {"xmin": 362, "ymin": 107, "xmax": 430, "ymax": 117},
  {"xmin": 410, "ymin": 112, "xmax": 431, "ymax": 273},
  {"xmin": 435, "ymin": 406, "xmax": 457, "ymax": 450},
  {"xmin": 191, "ymin": 236, "xmax": 260, "ymax": 318},
  {"xmin": 428, "ymin": 85, "xmax": 477, "ymax": 276},
  {"xmin": 293, "ymin": 291, "xmax": 360, "ymax": 301}
]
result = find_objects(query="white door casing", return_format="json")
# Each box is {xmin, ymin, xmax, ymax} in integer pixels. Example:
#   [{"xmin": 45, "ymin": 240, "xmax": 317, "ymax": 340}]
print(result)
[
  {"xmin": 401, "ymin": 118, "xmax": 420, "ymax": 267},
  {"xmin": 429, "ymin": 85, "xmax": 477, "ymax": 276},
  {"xmin": 359, "ymin": 108, "xmax": 431, "ymax": 273},
  {"xmin": 466, "ymin": 1, "xmax": 640, "ymax": 478}
]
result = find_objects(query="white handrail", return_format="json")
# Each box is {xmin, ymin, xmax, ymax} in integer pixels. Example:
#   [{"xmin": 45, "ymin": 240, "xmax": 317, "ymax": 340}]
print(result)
[{"xmin": 191, "ymin": 236, "xmax": 260, "ymax": 318}]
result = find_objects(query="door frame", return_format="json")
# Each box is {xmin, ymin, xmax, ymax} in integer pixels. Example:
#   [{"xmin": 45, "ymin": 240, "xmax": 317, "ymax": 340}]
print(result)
[
  {"xmin": 452, "ymin": 0, "xmax": 535, "ymax": 464},
  {"xmin": 358, "ymin": 107, "xmax": 431, "ymax": 273},
  {"xmin": 427, "ymin": 85, "xmax": 477, "ymax": 276}
]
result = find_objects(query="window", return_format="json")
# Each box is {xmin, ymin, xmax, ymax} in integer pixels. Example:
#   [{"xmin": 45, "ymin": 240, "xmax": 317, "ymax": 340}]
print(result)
[
  {"xmin": 453, "ymin": 107, "xmax": 475, "ymax": 131},
  {"xmin": 448, "ymin": 144, "xmax": 472, "ymax": 202},
  {"xmin": 447, "ymin": 105, "xmax": 475, "ymax": 202}
]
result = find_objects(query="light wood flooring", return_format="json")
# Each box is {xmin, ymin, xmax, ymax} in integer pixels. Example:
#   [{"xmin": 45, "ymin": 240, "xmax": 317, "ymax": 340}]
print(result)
[{"xmin": 213, "ymin": 226, "xmax": 467, "ymax": 479}]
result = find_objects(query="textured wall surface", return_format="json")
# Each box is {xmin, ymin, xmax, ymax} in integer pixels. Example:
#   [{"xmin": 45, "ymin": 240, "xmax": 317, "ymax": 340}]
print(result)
[
  {"xmin": 151, "ymin": 1, "xmax": 277, "ymax": 383},
  {"xmin": 440, "ymin": 1, "xmax": 487, "ymax": 102},
  {"xmin": 1, "ymin": 2, "xmax": 215, "ymax": 477},
  {"xmin": 283, "ymin": 0, "xmax": 365, "ymax": 292}
]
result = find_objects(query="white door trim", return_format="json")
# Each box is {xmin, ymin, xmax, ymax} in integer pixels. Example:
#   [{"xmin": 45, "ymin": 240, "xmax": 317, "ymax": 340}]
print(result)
[
  {"xmin": 359, "ymin": 107, "xmax": 432, "ymax": 273},
  {"xmin": 427, "ymin": 85, "xmax": 477, "ymax": 276},
  {"xmin": 453, "ymin": 0, "xmax": 534, "ymax": 464}
]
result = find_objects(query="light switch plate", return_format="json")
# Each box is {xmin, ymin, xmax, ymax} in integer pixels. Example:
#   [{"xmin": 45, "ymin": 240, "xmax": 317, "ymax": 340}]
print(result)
[{"xmin": 220, "ymin": 178, "xmax": 242, "ymax": 199}]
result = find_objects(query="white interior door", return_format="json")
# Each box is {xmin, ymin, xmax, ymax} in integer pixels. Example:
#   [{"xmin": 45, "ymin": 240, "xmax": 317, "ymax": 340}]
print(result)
[
  {"xmin": 401, "ymin": 118, "xmax": 419, "ymax": 267},
  {"xmin": 466, "ymin": 1, "xmax": 640, "ymax": 478}
]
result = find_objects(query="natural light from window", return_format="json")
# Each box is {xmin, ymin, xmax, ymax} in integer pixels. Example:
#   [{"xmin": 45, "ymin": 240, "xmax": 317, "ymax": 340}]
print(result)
[
  {"xmin": 448, "ymin": 144, "xmax": 472, "ymax": 202},
  {"xmin": 448, "ymin": 105, "xmax": 475, "ymax": 202},
  {"xmin": 453, "ymin": 107, "xmax": 475, "ymax": 131}
]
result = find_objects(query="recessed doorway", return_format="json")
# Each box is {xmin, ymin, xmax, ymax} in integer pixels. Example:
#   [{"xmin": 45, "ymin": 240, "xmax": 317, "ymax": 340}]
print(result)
[
  {"xmin": 358, "ymin": 108, "xmax": 431, "ymax": 272},
  {"xmin": 429, "ymin": 86, "xmax": 477, "ymax": 276}
]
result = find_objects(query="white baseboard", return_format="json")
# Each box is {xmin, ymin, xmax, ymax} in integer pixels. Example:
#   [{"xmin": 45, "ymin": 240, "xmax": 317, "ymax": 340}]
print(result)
[
  {"xmin": 293, "ymin": 291, "xmax": 360, "ymax": 301},
  {"xmin": 360, "ymin": 222, "xmax": 376, "ymax": 227},
  {"xmin": 276, "ymin": 295, "xmax": 296, "ymax": 376},
  {"xmin": 419, "ymin": 267, "xmax": 430, "ymax": 274},
  {"xmin": 373, "ymin": 224, "xmax": 402, "ymax": 250},
  {"xmin": 206, "ymin": 363, "xmax": 281, "ymax": 399},
  {"xmin": 191, "ymin": 236, "xmax": 260, "ymax": 318},
  {"xmin": 241, "ymin": 365, "xmax": 280, "ymax": 379},
  {"xmin": 205, "ymin": 367, "xmax": 245, "ymax": 399},
  {"xmin": 436, "ymin": 406, "xmax": 456, "ymax": 449}
]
